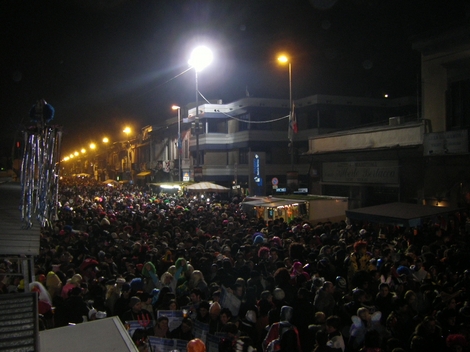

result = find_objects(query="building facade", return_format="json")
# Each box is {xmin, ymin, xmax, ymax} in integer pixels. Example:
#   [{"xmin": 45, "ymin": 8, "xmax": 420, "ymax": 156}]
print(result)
[
  {"xmin": 133, "ymin": 94, "xmax": 415, "ymax": 197},
  {"xmin": 306, "ymin": 23, "xmax": 470, "ymax": 209}
]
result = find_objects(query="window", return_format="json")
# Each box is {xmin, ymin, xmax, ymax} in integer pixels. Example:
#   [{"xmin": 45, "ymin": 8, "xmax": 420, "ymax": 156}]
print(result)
[
  {"xmin": 239, "ymin": 148, "xmax": 249, "ymax": 164},
  {"xmin": 207, "ymin": 120, "xmax": 227, "ymax": 133},
  {"xmin": 238, "ymin": 113, "xmax": 250, "ymax": 131}
]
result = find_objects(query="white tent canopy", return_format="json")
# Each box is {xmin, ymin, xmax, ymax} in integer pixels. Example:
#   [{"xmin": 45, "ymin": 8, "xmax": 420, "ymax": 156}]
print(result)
[{"xmin": 185, "ymin": 182, "xmax": 230, "ymax": 192}]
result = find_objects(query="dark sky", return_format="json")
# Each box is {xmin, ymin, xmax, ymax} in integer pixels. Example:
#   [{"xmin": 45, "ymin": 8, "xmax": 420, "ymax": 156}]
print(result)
[{"xmin": 1, "ymin": 0, "xmax": 468, "ymax": 156}]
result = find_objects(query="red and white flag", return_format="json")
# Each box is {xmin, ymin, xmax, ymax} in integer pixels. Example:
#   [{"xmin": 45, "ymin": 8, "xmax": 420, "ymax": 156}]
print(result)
[{"xmin": 288, "ymin": 102, "xmax": 297, "ymax": 141}]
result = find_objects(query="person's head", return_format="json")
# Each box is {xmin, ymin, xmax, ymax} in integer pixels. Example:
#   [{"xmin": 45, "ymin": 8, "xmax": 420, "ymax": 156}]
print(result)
[
  {"xmin": 410, "ymin": 335, "xmax": 426, "ymax": 352},
  {"xmin": 161, "ymin": 272, "xmax": 173, "ymax": 285},
  {"xmin": 260, "ymin": 290, "xmax": 273, "ymax": 302},
  {"xmin": 270, "ymin": 247, "xmax": 279, "ymax": 260},
  {"xmin": 129, "ymin": 296, "xmax": 142, "ymax": 313},
  {"xmin": 354, "ymin": 240, "xmax": 368, "ymax": 254},
  {"xmin": 219, "ymin": 308, "xmax": 232, "ymax": 325},
  {"xmin": 198, "ymin": 300, "xmax": 210, "ymax": 318},
  {"xmin": 121, "ymin": 283, "xmax": 130, "ymax": 297},
  {"xmin": 209, "ymin": 302, "xmax": 221, "ymax": 320},
  {"xmin": 168, "ymin": 299, "xmax": 178, "ymax": 310},
  {"xmin": 280, "ymin": 306, "xmax": 294, "ymax": 323},
  {"xmin": 156, "ymin": 316, "xmax": 169, "ymax": 330},
  {"xmin": 232, "ymin": 283, "xmax": 244, "ymax": 298},
  {"xmin": 315, "ymin": 311, "xmax": 326, "ymax": 324},
  {"xmin": 187, "ymin": 338, "xmax": 206, "ymax": 352},
  {"xmin": 352, "ymin": 288, "xmax": 367, "ymax": 303},
  {"xmin": 191, "ymin": 270, "xmax": 204, "ymax": 284},
  {"xmin": 378, "ymin": 282, "xmax": 390, "ymax": 297},
  {"xmin": 323, "ymin": 281, "xmax": 335, "ymax": 294},
  {"xmin": 212, "ymin": 290, "xmax": 221, "ymax": 302},
  {"xmin": 190, "ymin": 288, "xmax": 202, "ymax": 303},
  {"xmin": 404, "ymin": 289, "xmax": 416, "ymax": 303},
  {"xmin": 357, "ymin": 307, "xmax": 370, "ymax": 321},
  {"xmin": 181, "ymin": 317, "xmax": 193, "ymax": 333},
  {"xmin": 446, "ymin": 334, "xmax": 467, "ymax": 352},
  {"xmin": 132, "ymin": 329, "xmax": 149, "ymax": 352},
  {"xmin": 325, "ymin": 315, "xmax": 341, "ymax": 334},
  {"xmin": 393, "ymin": 298, "xmax": 409, "ymax": 313}
]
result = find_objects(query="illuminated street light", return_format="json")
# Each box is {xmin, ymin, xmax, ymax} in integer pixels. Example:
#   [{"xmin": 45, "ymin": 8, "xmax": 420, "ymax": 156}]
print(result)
[
  {"xmin": 81, "ymin": 148, "xmax": 86, "ymax": 154},
  {"xmin": 278, "ymin": 54, "xmax": 294, "ymax": 172},
  {"xmin": 102, "ymin": 137, "xmax": 109, "ymax": 144},
  {"xmin": 188, "ymin": 46, "xmax": 213, "ymax": 179},
  {"xmin": 89, "ymin": 143, "xmax": 96, "ymax": 150},
  {"xmin": 172, "ymin": 105, "xmax": 182, "ymax": 182}
]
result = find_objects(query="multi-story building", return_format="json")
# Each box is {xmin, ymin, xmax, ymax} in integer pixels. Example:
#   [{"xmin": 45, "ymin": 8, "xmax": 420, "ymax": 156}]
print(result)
[
  {"xmin": 134, "ymin": 94, "xmax": 416, "ymax": 197},
  {"xmin": 306, "ymin": 23, "xmax": 470, "ymax": 208},
  {"xmin": 129, "ymin": 24, "xmax": 470, "ymax": 206}
]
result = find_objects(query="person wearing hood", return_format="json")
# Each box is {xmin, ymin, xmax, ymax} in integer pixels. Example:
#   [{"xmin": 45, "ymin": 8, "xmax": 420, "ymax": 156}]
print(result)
[
  {"xmin": 263, "ymin": 306, "xmax": 302, "ymax": 352},
  {"xmin": 46, "ymin": 271, "xmax": 63, "ymax": 305},
  {"xmin": 121, "ymin": 296, "xmax": 152, "ymax": 326}
]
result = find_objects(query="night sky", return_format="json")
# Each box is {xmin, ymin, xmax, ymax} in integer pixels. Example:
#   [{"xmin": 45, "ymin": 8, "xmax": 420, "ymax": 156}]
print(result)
[{"xmin": 1, "ymin": 0, "xmax": 468, "ymax": 158}]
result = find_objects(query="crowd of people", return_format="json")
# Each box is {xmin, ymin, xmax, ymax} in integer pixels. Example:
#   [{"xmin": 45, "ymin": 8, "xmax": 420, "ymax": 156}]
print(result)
[{"xmin": 2, "ymin": 176, "xmax": 470, "ymax": 352}]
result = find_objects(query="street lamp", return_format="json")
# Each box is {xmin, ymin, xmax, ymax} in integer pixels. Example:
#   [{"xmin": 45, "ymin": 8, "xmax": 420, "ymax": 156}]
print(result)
[
  {"xmin": 278, "ymin": 54, "xmax": 294, "ymax": 171},
  {"xmin": 101, "ymin": 137, "xmax": 109, "ymax": 180},
  {"xmin": 172, "ymin": 105, "xmax": 182, "ymax": 182},
  {"xmin": 123, "ymin": 127, "xmax": 132, "ymax": 180},
  {"xmin": 188, "ymin": 46, "xmax": 213, "ymax": 176}
]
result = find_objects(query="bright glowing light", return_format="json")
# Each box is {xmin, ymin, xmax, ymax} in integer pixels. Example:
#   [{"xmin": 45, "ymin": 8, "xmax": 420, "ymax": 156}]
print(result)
[
  {"xmin": 81, "ymin": 148, "xmax": 86, "ymax": 154},
  {"xmin": 384, "ymin": 94, "xmax": 389, "ymax": 98},
  {"xmin": 64, "ymin": 156, "xmax": 70, "ymax": 161},
  {"xmin": 172, "ymin": 105, "xmax": 181, "ymax": 110},
  {"xmin": 188, "ymin": 46, "xmax": 213, "ymax": 72},
  {"xmin": 103, "ymin": 137, "xmax": 109, "ymax": 143},
  {"xmin": 278, "ymin": 55, "xmax": 289, "ymax": 64},
  {"xmin": 123, "ymin": 127, "xmax": 131, "ymax": 136},
  {"xmin": 161, "ymin": 184, "xmax": 181, "ymax": 190},
  {"xmin": 89, "ymin": 143, "xmax": 96, "ymax": 150},
  {"xmin": 69, "ymin": 154, "xmax": 74, "ymax": 158},
  {"xmin": 74, "ymin": 151, "xmax": 79, "ymax": 156}
]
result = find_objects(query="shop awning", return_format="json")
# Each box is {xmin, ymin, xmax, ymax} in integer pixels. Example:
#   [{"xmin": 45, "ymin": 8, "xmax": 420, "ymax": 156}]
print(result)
[
  {"xmin": 241, "ymin": 197, "xmax": 304, "ymax": 209},
  {"xmin": 136, "ymin": 171, "xmax": 151, "ymax": 177},
  {"xmin": 345, "ymin": 202, "xmax": 461, "ymax": 227}
]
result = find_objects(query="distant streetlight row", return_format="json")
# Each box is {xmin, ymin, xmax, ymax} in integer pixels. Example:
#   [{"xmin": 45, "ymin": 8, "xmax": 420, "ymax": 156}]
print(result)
[
  {"xmin": 62, "ymin": 136, "xmax": 112, "ymax": 162},
  {"xmin": 62, "ymin": 47, "xmax": 295, "ymax": 183}
]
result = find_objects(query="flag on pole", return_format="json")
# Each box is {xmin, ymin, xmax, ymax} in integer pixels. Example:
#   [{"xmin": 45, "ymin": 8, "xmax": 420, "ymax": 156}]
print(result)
[{"xmin": 288, "ymin": 102, "xmax": 297, "ymax": 141}]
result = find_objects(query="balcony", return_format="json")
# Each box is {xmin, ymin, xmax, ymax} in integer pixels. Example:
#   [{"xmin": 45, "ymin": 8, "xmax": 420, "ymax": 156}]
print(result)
[{"xmin": 307, "ymin": 120, "xmax": 426, "ymax": 154}]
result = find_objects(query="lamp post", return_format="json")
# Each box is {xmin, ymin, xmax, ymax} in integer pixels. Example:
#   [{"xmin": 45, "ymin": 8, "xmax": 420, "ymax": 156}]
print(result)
[
  {"xmin": 278, "ymin": 55, "xmax": 294, "ymax": 171},
  {"xmin": 188, "ymin": 46, "xmax": 213, "ymax": 180},
  {"xmin": 172, "ymin": 105, "xmax": 181, "ymax": 182},
  {"xmin": 101, "ymin": 137, "xmax": 109, "ymax": 180},
  {"xmin": 123, "ymin": 127, "xmax": 131, "ymax": 180},
  {"xmin": 89, "ymin": 143, "xmax": 97, "ymax": 179}
]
